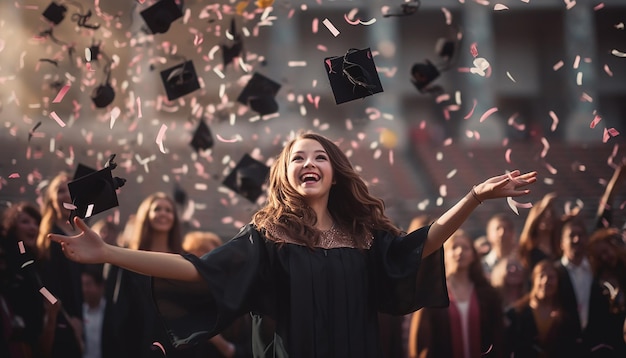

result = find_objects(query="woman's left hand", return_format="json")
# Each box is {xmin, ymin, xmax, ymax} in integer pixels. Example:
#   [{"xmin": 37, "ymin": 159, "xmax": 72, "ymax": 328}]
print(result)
[{"xmin": 473, "ymin": 170, "xmax": 537, "ymax": 202}]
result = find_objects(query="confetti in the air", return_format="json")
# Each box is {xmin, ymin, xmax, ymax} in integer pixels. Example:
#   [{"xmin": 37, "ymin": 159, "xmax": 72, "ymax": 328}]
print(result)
[
  {"xmin": 52, "ymin": 84, "xmax": 71, "ymax": 103},
  {"xmin": 49, "ymin": 112, "xmax": 66, "ymax": 127},
  {"xmin": 590, "ymin": 115, "xmax": 602, "ymax": 128},
  {"xmin": 156, "ymin": 124, "xmax": 168, "ymax": 154},
  {"xmin": 610, "ymin": 49, "xmax": 626, "ymax": 57},
  {"xmin": 152, "ymin": 342, "xmax": 166, "ymax": 355},
  {"xmin": 479, "ymin": 107, "xmax": 498, "ymax": 123},
  {"xmin": 39, "ymin": 287, "xmax": 58, "ymax": 304},
  {"xmin": 548, "ymin": 111, "xmax": 559, "ymax": 132},
  {"xmin": 322, "ymin": 18, "xmax": 340, "ymax": 37},
  {"xmin": 506, "ymin": 71, "xmax": 516, "ymax": 82},
  {"xmin": 603, "ymin": 128, "xmax": 620, "ymax": 143},
  {"xmin": 507, "ymin": 197, "xmax": 533, "ymax": 215}
]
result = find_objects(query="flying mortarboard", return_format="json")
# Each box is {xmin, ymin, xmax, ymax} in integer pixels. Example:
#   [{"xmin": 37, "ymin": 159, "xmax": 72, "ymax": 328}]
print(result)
[
  {"xmin": 324, "ymin": 48, "xmax": 383, "ymax": 105},
  {"xmin": 42, "ymin": 2, "xmax": 67, "ymax": 25},
  {"xmin": 91, "ymin": 83, "xmax": 115, "ymax": 108},
  {"xmin": 140, "ymin": 0, "xmax": 183, "ymax": 35},
  {"xmin": 222, "ymin": 154, "xmax": 270, "ymax": 203},
  {"xmin": 410, "ymin": 60, "xmax": 440, "ymax": 93},
  {"xmin": 189, "ymin": 120, "xmax": 214, "ymax": 152},
  {"xmin": 236, "ymin": 72, "xmax": 281, "ymax": 116},
  {"xmin": 160, "ymin": 60, "xmax": 201, "ymax": 101},
  {"xmin": 68, "ymin": 155, "xmax": 126, "ymax": 220}
]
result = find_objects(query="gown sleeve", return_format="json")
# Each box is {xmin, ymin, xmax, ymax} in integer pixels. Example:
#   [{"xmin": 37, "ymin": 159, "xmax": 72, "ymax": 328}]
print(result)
[
  {"xmin": 370, "ymin": 225, "xmax": 449, "ymax": 315},
  {"xmin": 151, "ymin": 224, "xmax": 273, "ymax": 349}
]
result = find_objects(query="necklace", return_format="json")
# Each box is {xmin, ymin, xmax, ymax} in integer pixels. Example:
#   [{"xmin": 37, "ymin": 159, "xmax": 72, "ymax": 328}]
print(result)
[{"xmin": 320, "ymin": 222, "xmax": 337, "ymax": 249}]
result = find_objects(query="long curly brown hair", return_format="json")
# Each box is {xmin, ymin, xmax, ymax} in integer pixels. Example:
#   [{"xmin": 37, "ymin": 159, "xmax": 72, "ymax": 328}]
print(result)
[{"xmin": 252, "ymin": 132, "xmax": 401, "ymax": 248}]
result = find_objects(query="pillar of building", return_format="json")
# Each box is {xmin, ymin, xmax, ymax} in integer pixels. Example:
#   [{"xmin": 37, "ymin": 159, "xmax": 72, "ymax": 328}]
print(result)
[{"xmin": 562, "ymin": 4, "xmax": 598, "ymax": 142}]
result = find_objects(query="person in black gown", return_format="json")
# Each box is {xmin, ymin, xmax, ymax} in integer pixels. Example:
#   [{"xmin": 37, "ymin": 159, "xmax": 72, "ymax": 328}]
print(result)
[{"xmin": 48, "ymin": 132, "xmax": 537, "ymax": 358}]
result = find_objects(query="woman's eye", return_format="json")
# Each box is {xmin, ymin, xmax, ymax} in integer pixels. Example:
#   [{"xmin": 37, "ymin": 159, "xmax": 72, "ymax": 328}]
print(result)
[
  {"xmin": 292, "ymin": 156, "xmax": 303, "ymax": 161},
  {"xmin": 317, "ymin": 155, "xmax": 328, "ymax": 160}
]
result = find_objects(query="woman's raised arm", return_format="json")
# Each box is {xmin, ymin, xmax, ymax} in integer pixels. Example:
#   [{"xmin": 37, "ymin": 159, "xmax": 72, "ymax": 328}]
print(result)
[
  {"xmin": 423, "ymin": 170, "xmax": 537, "ymax": 257},
  {"xmin": 48, "ymin": 217, "xmax": 201, "ymax": 281}
]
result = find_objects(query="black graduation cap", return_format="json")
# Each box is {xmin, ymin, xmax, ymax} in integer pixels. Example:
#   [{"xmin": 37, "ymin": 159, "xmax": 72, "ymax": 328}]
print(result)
[
  {"xmin": 140, "ymin": 0, "xmax": 183, "ymax": 35},
  {"xmin": 410, "ymin": 60, "xmax": 440, "ymax": 93},
  {"xmin": 221, "ymin": 17, "xmax": 244, "ymax": 68},
  {"xmin": 91, "ymin": 83, "xmax": 115, "ymax": 108},
  {"xmin": 236, "ymin": 73, "xmax": 281, "ymax": 116},
  {"xmin": 160, "ymin": 60, "xmax": 201, "ymax": 101},
  {"xmin": 189, "ymin": 120, "xmax": 214, "ymax": 152},
  {"xmin": 222, "ymin": 154, "xmax": 270, "ymax": 203},
  {"xmin": 324, "ymin": 48, "xmax": 384, "ymax": 105},
  {"xmin": 68, "ymin": 156, "xmax": 126, "ymax": 220},
  {"xmin": 42, "ymin": 2, "xmax": 67, "ymax": 25}
]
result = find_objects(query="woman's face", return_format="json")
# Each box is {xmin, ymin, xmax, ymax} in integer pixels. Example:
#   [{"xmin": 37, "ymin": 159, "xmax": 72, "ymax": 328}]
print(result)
[
  {"xmin": 287, "ymin": 138, "xmax": 334, "ymax": 205},
  {"xmin": 445, "ymin": 234, "xmax": 475, "ymax": 272},
  {"xmin": 14, "ymin": 212, "xmax": 40, "ymax": 251},
  {"xmin": 147, "ymin": 198, "xmax": 175, "ymax": 233},
  {"xmin": 532, "ymin": 266, "xmax": 558, "ymax": 300}
]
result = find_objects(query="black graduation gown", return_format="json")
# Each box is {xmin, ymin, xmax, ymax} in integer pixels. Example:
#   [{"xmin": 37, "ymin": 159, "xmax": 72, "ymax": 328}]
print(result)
[{"xmin": 152, "ymin": 224, "xmax": 448, "ymax": 358}]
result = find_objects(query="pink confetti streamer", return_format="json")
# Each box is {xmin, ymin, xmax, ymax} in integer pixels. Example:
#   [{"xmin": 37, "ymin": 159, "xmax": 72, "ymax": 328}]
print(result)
[
  {"xmin": 464, "ymin": 99, "xmax": 478, "ymax": 119},
  {"xmin": 152, "ymin": 342, "xmax": 166, "ymax": 355},
  {"xmin": 494, "ymin": 4, "xmax": 509, "ymax": 11},
  {"xmin": 553, "ymin": 60, "xmax": 564, "ymax": 71},
  {"xmin": 322, "ymin": 18, "xmax": 340, "ymax": 37},
  {"xmin": 63, "ymin": 203, "xmax": 77, "ymax": 210},
  {"xmin": 49, "ymin": 112, "xmax": 66, "ymax": 127},
  {"xmin": 548, "ymin": 111, "xmax": 559, "ymax": 132},
  {"xmin": 479, "ymin": 107, "xmax": 498, "ymax": 123},
  {"xmin": 39, "ymin": 287, "xmax": 58, "ymax": 304},
  {"xmin": 594, "ymin": 3, "xmax": 605, "ymax": 10},
  {"xmin": 18, "ymin": 241, "xmax": 25, "ymax": 254},
  {"xmin": 52, "ymin": 84, "xmax": 71, "ymax": 103},
  {"xmin": 470, "ymin": 43, "xmax": 478, "ymax": 58},
  {"xmin": 603, "ymin": 128, "xmax": 620, "ymax": 143},
  {"xmin": 590, "ymin": 115, "xmax": 602, "ymax": 128},
  {"xmin": 388, "ymin": 149, "xmax": 394, "ymax": 165},
  {"xmin": 344, "ymin": 13, "xmax": 360, "ymax": 25},
  {"xmin": 505, "ymin": 148, "xmax": 512, "ymax": 164},
  {"xmin": 8, "ymin": 173, "xmax": 20, "ymax": 178},
  {"xmin": 137, "ymin": 97, "xmax": 143, "ymax": 118},
  {"xmin": 544, "ymin": 162, "xmax": 558, "ymax": 175},
  {"xmin": 603, "ymin": 64, "xmax": 613, "ymax": 77},
  {"xmin": 156, "ymin": 124, "xmax": 168, "ymax": 154}
]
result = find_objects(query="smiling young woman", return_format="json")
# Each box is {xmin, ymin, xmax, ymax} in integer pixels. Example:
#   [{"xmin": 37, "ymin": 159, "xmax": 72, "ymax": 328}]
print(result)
[{"xmin": 48, "ymin": 131, "xmax": 537, "ymax": 358}]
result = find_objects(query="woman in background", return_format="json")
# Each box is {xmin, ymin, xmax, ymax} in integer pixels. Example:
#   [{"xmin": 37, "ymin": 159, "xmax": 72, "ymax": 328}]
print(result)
[
  {"xmin": 409, "ymin": 229, "xmax": 504, "ymax": 358},
  {"xmin": 518, "ymin": 193, "xmax": 561, "ymax": 273},
  {"xmin": 1, "ymin": 202, "xmax": 44, "ymax": 357},
  {"xmin": 505, "ymin": 259, "xmax": 578, "ymax": 357},
  {"xmin": 102, "ymin": 192, "xmax": 185, "ymax": 358},
  {"xmin": 35, "ymin": 172, "xmax": 84, "ymax": 357}
]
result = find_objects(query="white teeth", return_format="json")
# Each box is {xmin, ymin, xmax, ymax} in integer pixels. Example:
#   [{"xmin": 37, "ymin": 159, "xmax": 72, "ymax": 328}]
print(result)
[{"xmin": 301, "ymin": 173, "xmax": 320, "ymax": 182}]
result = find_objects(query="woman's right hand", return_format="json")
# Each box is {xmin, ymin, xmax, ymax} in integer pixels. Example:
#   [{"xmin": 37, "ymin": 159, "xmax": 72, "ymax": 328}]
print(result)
[{"xmin": 48, "ymin": 216, "xmax": 109, "ymax": 264}]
